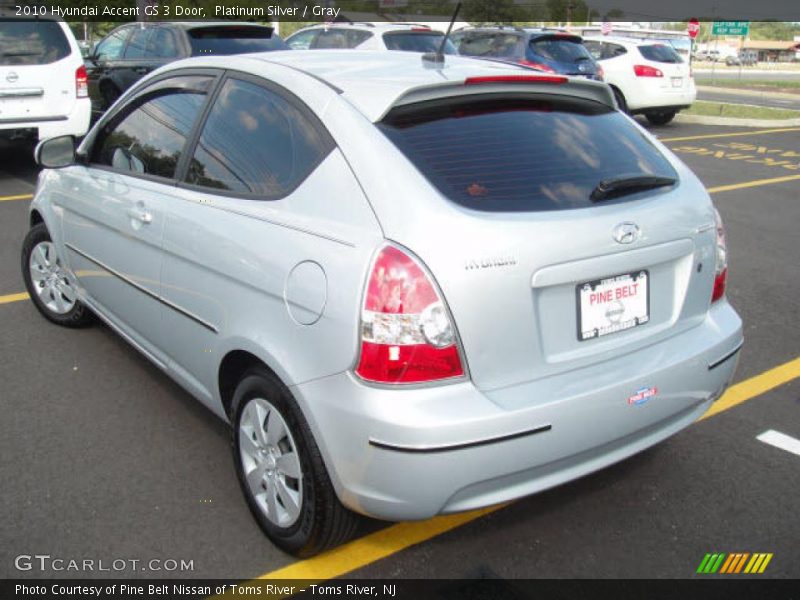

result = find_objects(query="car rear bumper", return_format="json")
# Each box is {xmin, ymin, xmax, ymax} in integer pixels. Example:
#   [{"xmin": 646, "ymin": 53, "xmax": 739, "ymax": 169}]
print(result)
[
  {"xmin": 0, "ymin": 98, "xmax": 90, "ymax": 140},
  {"xmin": 627, "ymin": 84, "xmax": 697, "ymax": 113},
  {"xmin": 292, "ymin": 300, "xmax": 742, "ymax": 520}
]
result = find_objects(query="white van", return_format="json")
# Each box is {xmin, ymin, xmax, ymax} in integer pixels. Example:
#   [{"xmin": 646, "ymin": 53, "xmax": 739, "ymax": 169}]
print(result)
[{"xmin": 0, "ymin": 16, "xmax": 91, "ymax": 141}]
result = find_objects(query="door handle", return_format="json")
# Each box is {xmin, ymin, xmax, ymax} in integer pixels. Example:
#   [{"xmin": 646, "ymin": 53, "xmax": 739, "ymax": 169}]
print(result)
[
  {"xmin": 128, "ymin": 208, "xmax": 152, "ymax": 224},
  {"xmin": 134, "ymin": 67, "xmax": 149, "ymax": 74}
]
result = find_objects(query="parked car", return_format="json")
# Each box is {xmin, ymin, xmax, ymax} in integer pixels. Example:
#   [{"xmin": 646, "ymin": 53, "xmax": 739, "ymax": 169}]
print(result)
[
  {"xmin": 24, "ymin": 51, "xmax": 742, "ymax": 557},
  {"xmin": 285, "ymin": 22, "xmax": 457, "ymax": 53},
  {"xmin": 725, "ymin": 55, "xmax": 741, "ymax": 66},
  {"xmin": 0, "ymin": 15, "xmax": 90, "ymax": 141},
  {"xmin": 85, "ymin": 21, "xmax": 286, "ymax": 113},
  {"xmin": 452, "ymin": 26, "xmax": 603, "ymax": 80},
  {"xmin": 584, "ymin": 36, "xmax": 696, "ymax": 125}
]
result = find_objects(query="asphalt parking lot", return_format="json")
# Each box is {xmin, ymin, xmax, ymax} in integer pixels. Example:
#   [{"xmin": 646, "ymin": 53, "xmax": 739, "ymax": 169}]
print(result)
[{"xmin": 1, "ymin": 121, "xmax": 798, "ymax": 582}]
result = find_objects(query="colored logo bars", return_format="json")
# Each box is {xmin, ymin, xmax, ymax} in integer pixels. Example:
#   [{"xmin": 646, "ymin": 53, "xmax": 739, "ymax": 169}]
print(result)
[{"xmin": 697, "ymin": 553, "xmax": 773, "ymax": 574}]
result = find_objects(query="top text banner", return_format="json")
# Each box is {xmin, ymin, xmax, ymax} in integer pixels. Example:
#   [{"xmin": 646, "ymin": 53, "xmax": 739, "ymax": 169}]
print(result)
[{"xmin": 3, "ymin": 0, "xmax": 800, "ymax": 22}]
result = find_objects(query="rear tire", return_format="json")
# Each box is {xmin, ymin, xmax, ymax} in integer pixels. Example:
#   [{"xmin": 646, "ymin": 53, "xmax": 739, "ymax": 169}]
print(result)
[
  {"xmin": 645, "ymin": 110, "xmax": 677, "ymax": 126},
  {"xmin": 21, "ymin": 223, "xmax": 93, "ymax": 328},
  {"xmin": 231, "ymin": 367, "xmax": 360, "ymax": 557}
]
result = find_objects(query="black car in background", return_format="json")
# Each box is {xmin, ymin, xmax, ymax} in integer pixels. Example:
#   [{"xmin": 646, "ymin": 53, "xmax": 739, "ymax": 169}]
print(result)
[
  {"xmin": 86, "ymin": 21, "xmax": 286, "ymax": 113},
  {"xmin": 451, "ymin": 26, "xmax": 603, "ymax": 81}
]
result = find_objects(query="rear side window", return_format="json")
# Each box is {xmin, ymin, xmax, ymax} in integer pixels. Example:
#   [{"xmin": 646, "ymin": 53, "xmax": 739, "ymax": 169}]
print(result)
[
  {"xmin": 147, "ymin": 28, "xmax": 180, "ymax": 58},
  {"xmin": 530, "ymin": 38, "xmax": 593, "ymax": 62},
  {"xmin": 378, "ymin": 95, "xmax": 678, "ymax": 212},
  {"xmin": 286, "ymin": 29, "xmax": 319, "ymax": 50},
  {"xmin": 0, "ymin": 19, "xmax": 70, "ymax": 65},
  {"xmin": 185, "ymin": 78, "xmax": 333, "ymax": 197},
  {"xmin": 314, "ymin": 29, "xmax": 372, "ymax": 49},
  {"xmin": 124, "ymin": 27, "xmax": 151, "ymax": 59},
  {"xmin": 383, "ymin": 32, "xmax": 456, "ymax": 54},
  {"xmin": 188, "ymin": 26, "xmax": 286, "ymax": 55},
  {"xmin": 458, "ymin": 33, "xmax": 521, "ymax": 58},
  {"xmin": 91, "ymin": 76, "xmax": 212, "ymax": 179},
  {"xmin": 639, "ymin": 44, "xmax": 682, "ymax": 63}
]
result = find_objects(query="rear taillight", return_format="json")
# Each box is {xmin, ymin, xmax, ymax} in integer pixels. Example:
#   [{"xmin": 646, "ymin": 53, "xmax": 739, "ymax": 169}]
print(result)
[
  {"xmin": 76, "ymin": 65, "xmax": 88, "ymax": 98},
  {"xmin": 633, "ymin": 64, "xmax": 663, "ymax": 77},
  {"xmin": 712, "ymin": 208, "xmax": 728, "ymax": 303},
  {"xmin": 518, "ymin": 59, "xmax": 557, "ymax": 73},
  {"xmin": 355, "ymin": 244, "xmax": 464, "ymax": 384}
]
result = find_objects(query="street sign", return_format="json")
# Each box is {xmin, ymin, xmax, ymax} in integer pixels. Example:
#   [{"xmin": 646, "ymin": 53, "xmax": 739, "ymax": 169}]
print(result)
[
  {"xmin": 712, "ymin": 21, "xmax": 750, "ymax": 36},
  {"xmin": 687, "ymin": 18, "xmax": 700, "ymax": 40}
]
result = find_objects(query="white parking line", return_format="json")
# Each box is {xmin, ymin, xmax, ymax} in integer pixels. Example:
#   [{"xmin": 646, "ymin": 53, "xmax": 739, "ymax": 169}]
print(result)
[{"xmin": 756, "ymin": 429, "xmax": 800, "ymax": 457}]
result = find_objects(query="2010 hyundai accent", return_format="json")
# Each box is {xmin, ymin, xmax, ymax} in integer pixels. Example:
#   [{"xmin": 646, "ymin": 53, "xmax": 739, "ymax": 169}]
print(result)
[{"xmin": 22, "ymin": 50, "xmax": 743, "ymax": 557}]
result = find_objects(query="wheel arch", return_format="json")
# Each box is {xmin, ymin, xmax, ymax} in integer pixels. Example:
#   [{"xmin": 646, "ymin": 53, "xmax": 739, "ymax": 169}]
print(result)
[
  {"xmin": 218, "ymin": 346, "xmax": 291, "ymax": 421},
  {"xmin": 30, "ymin": 209, "xmax": 44, "ymax": 228}
]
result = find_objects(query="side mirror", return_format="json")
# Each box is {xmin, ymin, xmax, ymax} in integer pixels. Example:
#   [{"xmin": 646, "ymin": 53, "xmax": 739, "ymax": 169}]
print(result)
[{"xmin": 35, "ymin": 136, "xmax": 77, "ymax": 168}]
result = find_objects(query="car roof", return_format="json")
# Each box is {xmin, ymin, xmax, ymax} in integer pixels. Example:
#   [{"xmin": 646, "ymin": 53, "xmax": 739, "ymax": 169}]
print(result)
[{"xmin": 173, "ymin": 50, "xmax": 614, "ymax": 122}]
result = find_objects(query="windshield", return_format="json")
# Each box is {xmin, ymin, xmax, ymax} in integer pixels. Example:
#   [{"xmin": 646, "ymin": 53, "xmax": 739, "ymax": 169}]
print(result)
[
  {"xmin": 0, "ymin": 19, "xmax": 70, "ymax": 65},
  {"xmin": 378, "ymin": 95, "xmax": 677, "ymax": 212},
  {"xmin": 188, "ymin": 26, "xmax": 286, "ymax": 56},
  {"xmin": 382, "ymin": 32, "xmax": 456, "ymax": 54}
]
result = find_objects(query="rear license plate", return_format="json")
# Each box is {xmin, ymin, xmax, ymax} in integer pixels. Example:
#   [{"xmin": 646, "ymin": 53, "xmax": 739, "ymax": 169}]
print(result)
[
  {"xmin": 671, "ymin": 77, "xmax": 683, "ymax": 88},
  {"xmin": 577, "ymin": 271, "xmax": 649, "ymax": 341}
]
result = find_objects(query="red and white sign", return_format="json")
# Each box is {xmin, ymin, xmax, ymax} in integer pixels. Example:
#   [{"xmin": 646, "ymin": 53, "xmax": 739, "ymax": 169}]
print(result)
[
  {"xmin": 601, "ymin": 21, "xmax": 613, "ymax": 36},
  {"xmin": 687, "ymin": 18, "xmax": 701, "ymax": 40}
]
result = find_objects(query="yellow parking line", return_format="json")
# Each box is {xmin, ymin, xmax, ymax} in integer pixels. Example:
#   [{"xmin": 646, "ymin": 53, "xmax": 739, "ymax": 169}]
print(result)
[
  {"xmin": 661, "ymin": 127, "xmax": 800, "ymax": 143},
  {"xmin": 700, "ymin": 356, "xmax": 800, "ymax": 421},
  {"xmin": 240, "ymin": 355, "xmax": 800, "ymax": 586},
  {"xmin": 0, "ymin": 292, "xmax": 29, "ymax": 305},
  {"xmin": 706, "ymin": 174, "xmax": 800, "ymax": 194},
  {"xmin": 0, "ymin": 193, "xmax": 33, "ymax": 202}
]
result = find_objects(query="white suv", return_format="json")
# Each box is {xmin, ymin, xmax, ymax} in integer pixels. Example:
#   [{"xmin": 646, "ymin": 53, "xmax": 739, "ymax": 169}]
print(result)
[
  {"xmin": 0, "ymin": 16, "xmax": 91, "ymax": 141},
  {"xmin": 584, "ymin": 36, "xmax": 695, "ymax": 125},
  {"xmin": 285, "ymin": 22, "xmax": 457, "ymax": 54}
]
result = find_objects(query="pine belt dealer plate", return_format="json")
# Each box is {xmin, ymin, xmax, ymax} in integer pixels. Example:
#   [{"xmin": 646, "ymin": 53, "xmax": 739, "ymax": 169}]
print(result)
[{"xmin": 577, "ymin": 271, "xmax": 649, "ymax": 341}]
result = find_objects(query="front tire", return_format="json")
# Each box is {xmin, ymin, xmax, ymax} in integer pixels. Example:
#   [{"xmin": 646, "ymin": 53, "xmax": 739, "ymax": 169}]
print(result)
[
  {"xmin": 645, "ymin": 110, "xmax": 678, "ymax": 126},
  {"xmin": 231, "ymin": 367, "xmax": 359, "ymax": 557},
  {"xmin": 21, "ymin": 223, "xmax": 93, "ymax": 328}
]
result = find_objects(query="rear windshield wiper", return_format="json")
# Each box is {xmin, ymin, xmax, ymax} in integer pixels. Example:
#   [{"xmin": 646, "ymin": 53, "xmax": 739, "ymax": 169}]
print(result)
[{"xmin": 590, "ymin": 175, "xmax": 676, "ymax": 201}]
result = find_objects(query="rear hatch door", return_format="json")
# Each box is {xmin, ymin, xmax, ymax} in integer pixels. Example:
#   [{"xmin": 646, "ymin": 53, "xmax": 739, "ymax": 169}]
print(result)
[
  {"xmin": 377, "ymin": 91, "xmax": 715, "ymax": 399},
  {"xmin": 638, "ymin": 43, "xmax": 690, "ymax": 91},
  {"xmin": 0, "ymin": 19, "xmax": 77, "ymax": 121}
]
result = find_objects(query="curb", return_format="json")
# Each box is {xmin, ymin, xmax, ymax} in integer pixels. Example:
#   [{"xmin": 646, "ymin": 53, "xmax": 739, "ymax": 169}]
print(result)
[
  {"xmin": 675, "ymin": 113, "xmax": 800, "ymax": 127},
  {"xmin": 697, "ymin": 85, "xmax": 800, "ymax": 102}
]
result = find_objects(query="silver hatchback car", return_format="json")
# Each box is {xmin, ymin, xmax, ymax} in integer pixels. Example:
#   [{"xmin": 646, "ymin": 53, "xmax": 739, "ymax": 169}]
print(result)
[{"xmin": 23, "ymin": 51, "xmax": 742, "ymax": 557}]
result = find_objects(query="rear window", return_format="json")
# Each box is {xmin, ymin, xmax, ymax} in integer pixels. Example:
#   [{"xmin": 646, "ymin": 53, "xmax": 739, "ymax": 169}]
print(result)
[
  {"xmin": 457, "ymin": 33, "xmax": 521, "ymax": 58},
  {"xmin": 0, "ymin": 19, "xmax": 70, "ymax": 65},
  {"xmin": 530, "ymin": 37, "xmax": 592, "ymax": 62},
  {"xmin": 378, "ymin": 95, "xmax": 678, "ymax": 212},
  {"xmin": 382, "ymin": 32, "xmax": 456, "ymax": 54},
  {"xmin": 188, "ymin": 26, "xmax": 286, "ymax": 56},
  {"xmin": 638, "ymin": 44, "xmax": 682, "ymax": 63}
]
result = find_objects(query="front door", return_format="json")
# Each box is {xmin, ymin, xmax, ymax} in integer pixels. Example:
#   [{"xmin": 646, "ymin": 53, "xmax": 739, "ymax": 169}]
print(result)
[{"xmin": 60, "ymin": 74, "xmax": 215, "ymax": 360}]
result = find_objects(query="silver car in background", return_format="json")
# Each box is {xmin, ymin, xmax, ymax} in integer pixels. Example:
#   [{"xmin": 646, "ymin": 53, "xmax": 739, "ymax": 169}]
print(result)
[{"xmin": 22, "ymin": 51, "xmax": 742, "ymax": 557}]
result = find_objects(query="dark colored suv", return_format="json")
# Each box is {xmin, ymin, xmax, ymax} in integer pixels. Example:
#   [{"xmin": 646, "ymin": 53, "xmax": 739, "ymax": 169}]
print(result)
[
  {"xmin": 452, "ymin": 27, "xmax": 602, "ymax": 81},
  {"xmin": 85, "ymin": 21, "xmax": 287, "ymax": 114}
]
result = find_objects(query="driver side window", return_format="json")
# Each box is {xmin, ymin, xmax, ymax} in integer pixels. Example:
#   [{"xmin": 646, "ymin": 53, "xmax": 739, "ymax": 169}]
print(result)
[{"xmin": 90, "ymin": 77, "xmax": 211, "ymax": 179}]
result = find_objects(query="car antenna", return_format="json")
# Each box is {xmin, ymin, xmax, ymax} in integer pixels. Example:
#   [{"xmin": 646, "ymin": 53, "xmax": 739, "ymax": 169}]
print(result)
[{"xmin": 422, "ymin": 1, "xmax": 461, "ymax": 68}]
